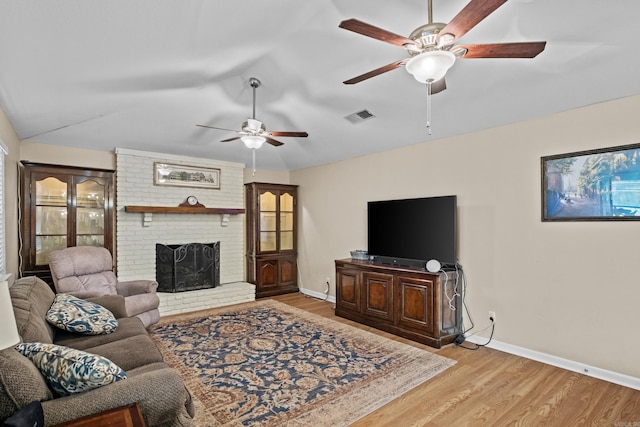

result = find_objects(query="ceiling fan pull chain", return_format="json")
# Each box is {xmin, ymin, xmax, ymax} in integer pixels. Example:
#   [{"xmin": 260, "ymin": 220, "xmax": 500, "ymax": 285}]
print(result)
[
  {"xmin": 252, "ymin": 148, "xmax": 257, "ymax": 176},
  {"xmin": 426, "ymin": 82, "xmax": 432, "ymax": 135}
]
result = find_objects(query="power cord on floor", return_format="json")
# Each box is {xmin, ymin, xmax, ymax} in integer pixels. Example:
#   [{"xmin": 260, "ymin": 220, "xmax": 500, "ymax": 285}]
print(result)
[
  {"xmin": 453, "ymin": 266, "xmax": 496, "ymax": 350},
  {"xmin": 455, "ymin": 319, "xmax": 495, "ymax": 350}
]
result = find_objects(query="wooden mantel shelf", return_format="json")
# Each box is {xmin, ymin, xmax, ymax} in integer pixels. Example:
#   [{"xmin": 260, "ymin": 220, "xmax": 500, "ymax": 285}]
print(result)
[
  {"xmin": 124, "ymin": 205, "xmax": 245, "ymax": 227},
  {"xmin": 124, "ymin": 205, "xmax": 245, "ymax": 215}
]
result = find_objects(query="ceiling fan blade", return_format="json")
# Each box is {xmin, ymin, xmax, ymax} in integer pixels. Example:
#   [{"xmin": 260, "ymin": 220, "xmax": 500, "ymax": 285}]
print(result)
[
  {"xmin": 456, "ymin": 41, "xmax": 547, "ymax": 58},
  {"xmin": 220, "ymin": 136, "xmax": 241, "ymax": 142},
  {"xmin": 268, "ymin": 131, "xmax": 309, "ymax": 138},
  {"xmin": 439, "ymin": 0, "xmax": 508, "ymax": 44},
  {"xmin": 339, "ymin": 19, "xmax": 418, "ymax": 48},
  {"xmin": 343, "ymin": 59, "xmax": 407, "ymax": 85},
  {"xmin": 430, "ymin": 78, "xmax": 447, "ymax": 94},
  {"xmin": 265, "ymin": 137, "xmax": 284, "ymax": 147},
  {"xmin": 196, "ymin": 124, "xmax": 239, "ymax": 132}
]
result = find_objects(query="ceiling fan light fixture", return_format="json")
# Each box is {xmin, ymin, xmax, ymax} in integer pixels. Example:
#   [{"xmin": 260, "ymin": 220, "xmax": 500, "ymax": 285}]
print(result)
[
  {"xmin": 405, "ymin": 50, "xmax": 455, "ymax": 83},
  {"xmin": 246, "ymin": 118, "xmax": 263, "ymax": 132},
  {"xmin": 241, "ymin": 135, "xmax": 266, "ymax": 149}
]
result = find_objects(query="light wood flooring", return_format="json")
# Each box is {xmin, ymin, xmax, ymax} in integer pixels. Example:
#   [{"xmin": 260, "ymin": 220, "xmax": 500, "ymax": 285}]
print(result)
[{"xmin": 271, "ymin": 293, "xmax": 640, "ymax": 426}]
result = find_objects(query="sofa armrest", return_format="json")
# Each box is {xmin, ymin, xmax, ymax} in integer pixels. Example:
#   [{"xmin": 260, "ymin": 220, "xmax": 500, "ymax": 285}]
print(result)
[
  {"xmin": 41, "ymin": 364, "xmax": 194, "ymax": 426},
  {"xmin": 85, "ymin": 294, "xmax": 128, "ymax": 319},
  {"xmin": 116, "ymin": 280, "xmax": 158, "ymax": 297}
]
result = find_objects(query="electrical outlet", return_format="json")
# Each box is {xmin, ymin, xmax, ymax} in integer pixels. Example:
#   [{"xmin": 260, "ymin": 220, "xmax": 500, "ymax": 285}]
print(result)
[
  {"xmin": 324, "ymin": 277, "xmax": 331, "ymax": 294},
  {"xmin": 489, "ymin": 311, "xmax": 496, "ymax": 322}
]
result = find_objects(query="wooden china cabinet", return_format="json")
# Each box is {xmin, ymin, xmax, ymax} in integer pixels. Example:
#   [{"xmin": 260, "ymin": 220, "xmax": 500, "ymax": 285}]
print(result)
[
  {"xmin": 245, "ymin": 183, "xmax": 298, "ymax": 298},
  {"xmin": 19, "ymin": 162, "xmax": 115, "ymax": 285}
]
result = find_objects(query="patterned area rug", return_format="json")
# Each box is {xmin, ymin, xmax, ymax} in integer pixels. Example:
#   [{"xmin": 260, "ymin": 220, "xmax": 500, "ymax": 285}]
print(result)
[{"xmin": 150, "ymin": 299, "xmax": 455, "ymax": 426}]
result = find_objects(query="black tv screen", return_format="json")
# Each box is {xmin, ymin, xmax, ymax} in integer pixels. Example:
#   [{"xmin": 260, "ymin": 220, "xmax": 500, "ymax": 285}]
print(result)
[{"xmin": 367, "ymin": 195, "xmax": 457, "ymax": 267}]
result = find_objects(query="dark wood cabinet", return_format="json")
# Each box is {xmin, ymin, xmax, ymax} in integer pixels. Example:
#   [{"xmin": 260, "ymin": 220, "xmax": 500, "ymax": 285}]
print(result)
[
  {"xmin": 335, "ymin": 259, "xmax": 461, "ymax": 348},
  {"xmin": 245, "ymin": 183, "xmax": 298, "ymax": 298},
  {"xmin": 19, "ymin": 162, "xmax": 115, "ymax": 285}
]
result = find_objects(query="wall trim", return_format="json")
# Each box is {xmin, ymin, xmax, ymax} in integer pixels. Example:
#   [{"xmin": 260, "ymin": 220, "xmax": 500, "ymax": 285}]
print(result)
[
  {"xmin": 302, "ymin": 287, "xmax": 640, "ymax": 391},
  {"xmin": 466, "ymin": 335, "xmax": 640, "ymax": 391},
  {"xmin": 299, "ymin": 287, "xmax": 336, "ymax": 304}
]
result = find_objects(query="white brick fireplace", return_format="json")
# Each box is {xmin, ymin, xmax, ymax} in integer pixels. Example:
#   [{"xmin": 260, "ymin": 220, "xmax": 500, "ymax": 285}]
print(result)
[{"xmin": 115, "ymin": 148, "xmax": 254, "ymax": 316}]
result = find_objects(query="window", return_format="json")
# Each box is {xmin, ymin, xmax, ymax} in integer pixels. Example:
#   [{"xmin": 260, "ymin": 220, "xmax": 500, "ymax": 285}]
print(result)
[{"xmin": 0, "ymin": 138, "xmax": 7, "ymax": 275}]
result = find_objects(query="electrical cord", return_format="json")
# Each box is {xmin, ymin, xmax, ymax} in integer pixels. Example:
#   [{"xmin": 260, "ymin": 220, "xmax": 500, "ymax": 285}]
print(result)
[
  {"xmin": 442, "ymin": 266, "xmax": 460, "ymax": 311},
  {"xmin": 452, "ymin": 265, "xmax": 496, "ymax": 350},
  {"xmin": 455, "ymin": 320, "xmax": 495, "ymax": 350}
]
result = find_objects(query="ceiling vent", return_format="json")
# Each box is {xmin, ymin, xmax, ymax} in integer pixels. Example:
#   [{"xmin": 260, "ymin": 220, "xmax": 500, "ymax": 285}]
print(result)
[{"xmin": 344, "ymin": 109, "xmax": 375, "ymax": 124}]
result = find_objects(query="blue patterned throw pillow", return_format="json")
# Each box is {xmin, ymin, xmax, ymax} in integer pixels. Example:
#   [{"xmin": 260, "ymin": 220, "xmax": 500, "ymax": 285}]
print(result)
[
  {"xmin": 15, "ymin": 343, "xmax": 127, "ymax": 396},
  {"xmin": 46, "ymin": 293, "xmax": 118, "ymax": 335}
]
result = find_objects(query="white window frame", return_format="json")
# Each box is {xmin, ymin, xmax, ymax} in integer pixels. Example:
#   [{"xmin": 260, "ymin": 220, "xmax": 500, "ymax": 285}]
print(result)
[{"xmin": 0, "ymin": 138, "xmax": 7, "ymax": 275}]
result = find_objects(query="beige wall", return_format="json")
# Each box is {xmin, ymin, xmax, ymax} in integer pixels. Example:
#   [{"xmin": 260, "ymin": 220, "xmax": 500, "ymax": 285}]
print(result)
[
  {"xmin": 0, "ymin": 108, "xmax": 21, "ymax": 278},
  {"xmin": 19, "ymin": 140, "xmax": 115, "ymax": 170},
  {"xmin": 3, "ymin": 96, "xmax": 639, "ymax": 379},
  {"xmin": 243, "ymin": 168, "xmax": 290, "ymax": 184},
  {"xmin": 291, "ymin": 94, "xmax": 640, "ymax": 379}
]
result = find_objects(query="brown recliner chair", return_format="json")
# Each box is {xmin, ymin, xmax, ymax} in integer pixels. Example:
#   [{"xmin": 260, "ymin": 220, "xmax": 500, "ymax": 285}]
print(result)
[{"xmin": 48, "ymin": 246, "xmax": 160, "ymax": 327}]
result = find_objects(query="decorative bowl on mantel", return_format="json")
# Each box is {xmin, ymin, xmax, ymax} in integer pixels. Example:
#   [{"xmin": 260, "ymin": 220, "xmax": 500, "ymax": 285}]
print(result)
[{"xmin": 350, "ymin": 250, "xmax": 370, "ymax": 261}]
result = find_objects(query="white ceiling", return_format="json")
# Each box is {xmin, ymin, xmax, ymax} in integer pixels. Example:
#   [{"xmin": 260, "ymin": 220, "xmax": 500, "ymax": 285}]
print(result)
[{"xmin": 1, "ymin": 0, "xmax": 640, "ymax": 171}]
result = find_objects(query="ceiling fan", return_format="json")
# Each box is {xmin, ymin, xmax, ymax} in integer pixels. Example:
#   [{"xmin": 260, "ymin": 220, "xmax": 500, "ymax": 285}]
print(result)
[
  {"xmin": 196, "ymin": 77, "xmax": 308, "ymax": 150},
  {"xmin": 339, "ymin": 0, "xmax": 547, "ymax": 91}
]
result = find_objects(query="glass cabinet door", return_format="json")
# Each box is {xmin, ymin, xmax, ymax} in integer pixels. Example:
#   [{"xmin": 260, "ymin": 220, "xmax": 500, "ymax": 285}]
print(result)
[
  {"xmin": 76, "ymin": 179, "xmax": 106, "ymax": 247},
  {"xmin": 280, "ymin": 192, "xmax": 294, "ymax": 251},
  {"xmin": 21, "ymin": 162, "xmax": 114, "ymax": 285},
  {"xmin": 259, "ymin": 191, "xmax": 277, "ymax": 252},
  {"xmin": 34, "ymin": 177, "xmax": 68, "ymax": 265},
  {"xmin": 245, "ymin": 182, "xmax": 298, "ymax": 297}
]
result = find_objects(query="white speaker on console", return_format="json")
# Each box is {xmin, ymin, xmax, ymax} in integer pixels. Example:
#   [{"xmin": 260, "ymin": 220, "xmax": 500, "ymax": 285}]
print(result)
[{"xmin": 426, "ymin": 259, "xmax": 441, "ymax": 273}]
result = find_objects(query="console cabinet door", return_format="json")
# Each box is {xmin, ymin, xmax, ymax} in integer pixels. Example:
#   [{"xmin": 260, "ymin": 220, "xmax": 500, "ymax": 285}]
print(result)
[
  {"xmin": 278, "ymin": 255, "xmax": 297, "ymax": 288},
  {"xmin": 396, "ymin": 275, "xmax": 435, "ymax": 334},
  {"xmin": 336, "ymin": 267, "xmax": 360, "ymax": 312},
  {"xmin": 256, "ymin": 259, "xmax": 278, "ymax": 290},
  {"xmin": 362, "ymin": 271, "xmax": 394, "ymax": 321}
]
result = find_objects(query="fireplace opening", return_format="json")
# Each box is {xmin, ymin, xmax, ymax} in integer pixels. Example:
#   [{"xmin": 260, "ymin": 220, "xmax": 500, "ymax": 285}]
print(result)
[{"xmin": 156, "ymin": 242, "xmax": 220, "ymax": 292}]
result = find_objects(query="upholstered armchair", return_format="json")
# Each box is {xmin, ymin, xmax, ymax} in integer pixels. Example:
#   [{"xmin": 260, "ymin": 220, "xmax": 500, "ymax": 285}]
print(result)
[{"xmin": 48, "ymin": 246, "xmax": 160, "ymax": 327}]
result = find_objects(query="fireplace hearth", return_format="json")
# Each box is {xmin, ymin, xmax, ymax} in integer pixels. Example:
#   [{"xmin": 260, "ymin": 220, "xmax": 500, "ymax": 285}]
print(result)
[{"xmin": 156, "ymin": 242, "xmax": 220, "ymax": 292}]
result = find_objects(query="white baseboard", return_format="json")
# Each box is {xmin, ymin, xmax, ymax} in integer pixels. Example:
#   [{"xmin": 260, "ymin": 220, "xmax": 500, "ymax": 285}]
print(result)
[
  {"xmin": 466, "ymin": 335, "xmax": 640, "ymax": 391},
  {"xmin": 299, "ymin": 287, "xmax": 336, "ymax": 304},
  {"xmin": 298, "ymin": 288, "xmax": 639, "ymax": 391}
]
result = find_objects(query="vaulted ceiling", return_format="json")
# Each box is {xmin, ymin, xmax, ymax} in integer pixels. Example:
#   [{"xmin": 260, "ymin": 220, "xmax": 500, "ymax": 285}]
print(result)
[{"xmin": 1, "ymin": 0, "xmax": 639, "ymax": 170}]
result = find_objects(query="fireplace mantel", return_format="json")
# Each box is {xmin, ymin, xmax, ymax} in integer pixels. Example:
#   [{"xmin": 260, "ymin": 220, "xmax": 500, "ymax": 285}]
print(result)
[{"xmin": 124, "ymin": 205, "xmax": 245, "ymax": 227}]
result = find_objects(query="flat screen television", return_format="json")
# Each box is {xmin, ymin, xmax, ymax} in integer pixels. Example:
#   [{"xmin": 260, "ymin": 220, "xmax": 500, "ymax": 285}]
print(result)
[{"xmin": 367, "ymin": 195, "xmax": 457, "ymax": 269}]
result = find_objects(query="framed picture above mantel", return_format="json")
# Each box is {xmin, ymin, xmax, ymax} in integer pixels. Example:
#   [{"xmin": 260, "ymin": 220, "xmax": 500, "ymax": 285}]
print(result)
[
  {"xmin": 154, "ymin": 162, "xmax": 220, "ymax": 189},
  {"xmin": 541, "ymin": 143, "xmax": 640, "ymax": 221}
]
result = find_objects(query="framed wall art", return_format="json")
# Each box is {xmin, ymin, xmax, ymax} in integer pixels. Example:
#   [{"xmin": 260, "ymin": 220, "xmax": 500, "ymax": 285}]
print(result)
[
  {"xmin": 541, "ymin": 143, "xmax": 640, "ymax": 221},
  {"xmin": 154, "ymin": 162, "xmax": 220, "ymax": 189}
]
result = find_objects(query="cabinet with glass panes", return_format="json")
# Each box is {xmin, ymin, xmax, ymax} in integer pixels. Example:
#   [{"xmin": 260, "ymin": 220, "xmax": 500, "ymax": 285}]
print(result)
[
  {"xmin": 245, "ymin": 183, "xmax": 298, "ymax": 298},
  {"xmin": 20, "ymin": 162, "xmax": 114, "ymax": 286}
]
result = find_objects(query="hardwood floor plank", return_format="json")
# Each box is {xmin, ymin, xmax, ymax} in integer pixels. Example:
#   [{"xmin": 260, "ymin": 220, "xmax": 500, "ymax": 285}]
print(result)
[{"xmin": 271, "ymin": 294, "xmax": 640, "ymax": 426}]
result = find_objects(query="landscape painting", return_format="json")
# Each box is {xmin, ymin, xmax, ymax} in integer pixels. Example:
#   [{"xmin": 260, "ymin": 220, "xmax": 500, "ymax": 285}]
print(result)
[
  {"xmin": 542, "ymin": 143, "xmax": 640, "ymax": 221},
  {"xmin": 154, "ymin": 163, "xmax": 220, "ymax": 189}
]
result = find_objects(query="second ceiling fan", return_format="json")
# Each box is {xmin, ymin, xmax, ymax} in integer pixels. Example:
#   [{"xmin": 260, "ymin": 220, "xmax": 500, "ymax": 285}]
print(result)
[
  {"xmin": 197, "ymin": 77, "xmax": 308, "ymax": 149},
  {"xmin": 339, "ymin": 0, "xmax": 547, "ymax": 92}
]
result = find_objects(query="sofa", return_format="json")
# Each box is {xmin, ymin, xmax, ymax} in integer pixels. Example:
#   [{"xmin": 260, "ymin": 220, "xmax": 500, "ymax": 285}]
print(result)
[{"xmin": 0, "ymin": 276, "xmax": 195, "ymax": 426}]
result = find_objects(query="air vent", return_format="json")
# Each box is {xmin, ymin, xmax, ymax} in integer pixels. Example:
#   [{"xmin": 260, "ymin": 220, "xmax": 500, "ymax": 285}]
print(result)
[{"xmin": 345, "ymin": 109, "xmax": 376, "ymax": 124}]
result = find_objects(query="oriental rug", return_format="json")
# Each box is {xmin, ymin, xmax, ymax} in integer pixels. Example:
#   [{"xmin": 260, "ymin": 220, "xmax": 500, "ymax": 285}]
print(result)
[{"xmin": 150, "ymin": 299, "xmax": 455, "ymax": 426}]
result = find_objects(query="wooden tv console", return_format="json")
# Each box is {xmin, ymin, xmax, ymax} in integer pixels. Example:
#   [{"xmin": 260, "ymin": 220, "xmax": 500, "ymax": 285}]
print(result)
[{"xmin": 335, "ymin": 259, "xmax": 462, "ymax": 348}]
